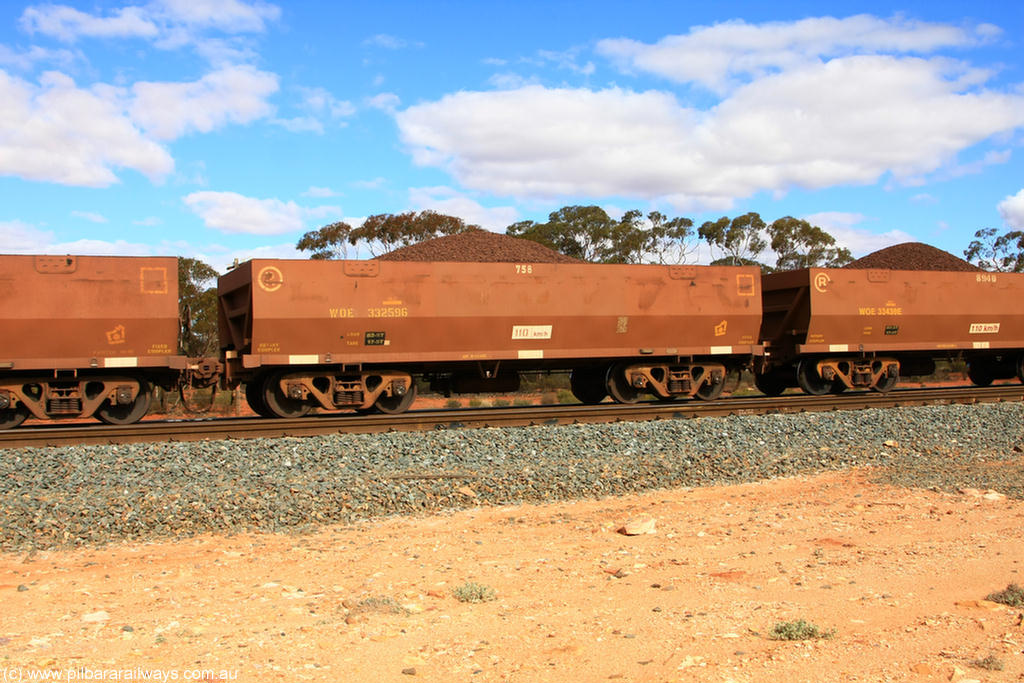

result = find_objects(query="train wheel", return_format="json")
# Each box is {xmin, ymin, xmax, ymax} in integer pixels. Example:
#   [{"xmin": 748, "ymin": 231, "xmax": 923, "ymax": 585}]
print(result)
[
  {"xmin": 1017, "ymin": 356, "xmax": 1024, "ymax": 384},
  {"xmin": 570, "ymin": 368, "xmax": 608, "ymax": 404},
  {"xmin": 694, "ymin": 376, "xmax": 724, "ymax": 401},
  {"xmin": 96, "ymin": 381, "xmax": 152, "ymax": 425},
  {"xmin": 0, "ymin": 405, "xmax": 29, "ymax": 430},
  {"xmin": 606, "ymin": 363, "xmax": 641, "ymax": 404},
  {"xmin": 753, "ymin": 371, "xmax": 787, "ymax": 397},
  {"xmin": 967, "ymin": 361, "xmax": 994, "ymax": 387},
  {"xmin": 262, "ymin": 372, "xmax": 311, "ymax": 418},
  {"xmin": 245, "ymin": 381, "xmax": 275, "ymax": 418},
  {"xmin": 871, "ymin": 373, "xmax": 898, "ymax": 393},
  {"xmin": 829, "ymin": 379, "xmax": 847, "ymax": 394},
  {"xmin": 795, "ymin": 360, "xmax": 831, "ymax": 396},
  {"xmin": 375, "ymin": 383, "xmax": 417, "ymax": 415}
]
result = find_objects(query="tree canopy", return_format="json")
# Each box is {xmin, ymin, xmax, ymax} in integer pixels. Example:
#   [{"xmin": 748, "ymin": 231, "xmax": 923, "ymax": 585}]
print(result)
[
  {"xmin": 297, "ymin": 210, "xmax": 478, "ymax": 259},
  {"xmin": 698, "ymin": 212, "xmax": 769, "ymax": 268},
  {"xmin": 178, "ymin": 257, "xmax": 219, "ymax": 357},
  {"xmin": 964, "ymin": 227, "xmax": 1024, "ymax": 272},
  {"xmin": 507, "ymin": 205, "xmax": 696, "ymax": 264},
  {"xmin": 767, "ymin": 216, "xmax": 853, "ymax": 270}
]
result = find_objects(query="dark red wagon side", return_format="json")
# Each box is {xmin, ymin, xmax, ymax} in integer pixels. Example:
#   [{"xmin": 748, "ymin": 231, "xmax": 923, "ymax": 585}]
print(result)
[
  {"xmin": 0, "ymin": 255, "xmax": 186, "ymax": 428},
  {"xmin": 219, "ymin": 259, "xmax": 764, "ymax": 417},
  {"xmin": 757, "ymin": 267, "xmax": 1024, "ymax": 395}
]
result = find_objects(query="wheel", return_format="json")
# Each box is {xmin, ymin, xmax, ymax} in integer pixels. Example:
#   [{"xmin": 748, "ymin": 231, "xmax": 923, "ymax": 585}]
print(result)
[
  {"xmin": 829, "ymin": 379, "xmax": 847, "ymax": 394},
  {"xmin": 871, "ymin": 373, "xmax": 898, "ymax": 393},
  {"xmin": 262, "ymin": 372, "xmax": 311, "ymax": 418},
  {"xmin": 570, "ymin": 368, "xmax": 607, "ymax": 404},
  {"xmin": 1017, "ymin": 356, "xmax": 1024, "ymax": 384},
  {"xmin": 245, "ymin": 380, "xmax": 275, "ymax": 418},
  {"xmin": 606, "ymin": 363, "xmax": 642, "ymax": 404},
  {"xmin": 795, "ymin": 359, "xmax": 831, "ymax": 396},
  {"xmin": 0, "ymin": 405, "xmax": 29, "ymax": 430},
  {"xmin": 375, "ymin": 383, "xmax": 417, "ymax": 415},
  {"xmin": 967, "ymin": 361, "xmax": 994, "ymax": 387},
  {"xmin": 754, "ymin": 371, "xmax": 787, "ymax": 397},
  {"xmin": 694, "ymin": 375, "xmax": 724, "ymax": 401},
  {"xmin": 96, "ymin": 381, "xmax": 152, "ymax": 425}
]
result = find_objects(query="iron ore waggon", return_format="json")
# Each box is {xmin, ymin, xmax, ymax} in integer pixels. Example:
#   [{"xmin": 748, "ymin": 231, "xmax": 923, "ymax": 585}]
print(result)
[
  {"xmin": 218, "ymin": 259, "xmax": 764, "ymax": 417},
  {"xmin": 755, "ymin": 267, "xmax": 1024, "ymax": 395},
  {"xmin": 0, "ymin": 255, "xmax": 186, "ymax": 428}
]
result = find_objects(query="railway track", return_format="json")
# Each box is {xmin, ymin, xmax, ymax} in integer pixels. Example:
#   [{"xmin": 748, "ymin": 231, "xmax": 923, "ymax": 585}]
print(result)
[{"xmin": 1, "ymin": 384, "xmax": 1021, "ymax": 450}]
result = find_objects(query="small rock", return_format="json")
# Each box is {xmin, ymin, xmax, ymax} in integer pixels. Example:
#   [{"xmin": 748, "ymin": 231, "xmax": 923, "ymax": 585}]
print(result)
[
  {"xmin": 981, "ymin": 490, "xmax": 1006, "ymax": 502},
  {"xmin": 82, "ymin": 611, "xmax": 110, "ymax": 623},
  {"xmin": 401, "ymin": 667, "xmax": 417, "ymax": 676},
  {"xmin": 456, "ymin": 486, "xmax": 477, "ymax": 498},
  {"xmin": 121, "ymin": 625, "xmax": 134, "ymax": 632},
  {"xmin": 17, "ymin": 585, "xmax": 28, "ymax": 592},
  {"xmin": 883, "ymin": 439, "xmax": 899, "ymax": 448},
  {"xmin": 617, "ymin": 518, "xmax": 656, "ymax": 536},
  {"xmin": 910, "ymin": 662, "xmax": 933, "ymax": 675}
]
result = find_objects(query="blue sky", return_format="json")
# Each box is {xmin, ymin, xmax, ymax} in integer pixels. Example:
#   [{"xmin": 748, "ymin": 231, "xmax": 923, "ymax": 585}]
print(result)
[{"xmin": 1, "ymin": 0, "xmax": 1023, "ymax": 272}]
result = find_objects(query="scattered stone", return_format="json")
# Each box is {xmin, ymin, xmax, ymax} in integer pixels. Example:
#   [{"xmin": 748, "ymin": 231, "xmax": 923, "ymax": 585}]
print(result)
[
  {"xmin": 16, "ymin": 584, "xmax": 28, "ymax": 592},
  {"xmin": 910, "ymin": 662, "xmax": 934, "ymax": 675},
  {"xmin": 121, "ymin": 625, "xmax": 134, "ymax": 632},
  {"xmin": 883, "ymin": 440, "xmax": 899, "ymax": 449},
  {"xmin": 82, "ymin": 610, "xmax": 110, "ymax": 623},
  {"xmin": 617, "ymin": 518, "xmax": 656, "ymax": 536},
  {"xmin": 401, "ymin": 667, "xmax": 417, "ymax": 676}
]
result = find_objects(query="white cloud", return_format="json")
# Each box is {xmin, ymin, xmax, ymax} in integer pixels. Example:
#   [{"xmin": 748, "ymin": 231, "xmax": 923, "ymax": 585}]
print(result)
[
  {"xmin": 802, "ymin": 211, "xmax": 915, "ymax": 256},
  {"xmin": 151, "ymin": 0, "xmax": 280, "ymax": 33},
  {"xmin": 408, "ymin": 186, "xmax": 519, "ymax": 231},
  {"xmin": 71, "ymin": 210, "xmax": 108, "ymax": 223},
  {"xmin": 20, "ymin": 0, "xmax": 279, "ymax": 46},
  {"xmin": 300, "ymin": 86, "xmax": 355, "ymax": 119},
  {"xmin": 271, "ymin": 116, "xmax": 324, "ymax": 134},
  {"xmin": 20, "ymin": 4, "xmax": 159, "ymax": 42},
  {"xmin": 183, "ymin": 191, "xmax": 341, "ymax": 235},
  {"xmin": 0, "ymin": 219, "xmax": 54, "ymax": 252},
  {"xmin": 302, "ymin": 186, "xmax": 339, "ymax": 198},
  {"xmin": 597, "ymin": 15, "xmax": 996, "ymax": 93},
  {"xmin": 0, "ymin": 69, "xmax": 174, "ymax": 187},
  {"xmin": 998, "ymin": 189, "xmax": 1024, "ymax": 229},
  {"xmin": 0, "ymin": 44, "xmax": 79, "ymax": 71},
  {"xmin": 363, "ymin": 34, "xmax": 421, "ymax": 50},
  {"xmin": 397, "ymin": 54, "xmax": 1024, "ymax": 209},
  {"xmin": 366, "ymin": 92, "xmax": 400, "ymax": 113},
  {"xmin": 134, "ymin": 216, "xmax": 163, "ymax": 226},
  {"xmin": 130, "ymin": 64, "xmax": 278, "ymax": 140},
  {"xmin": 352, "ymin": 177, "xmax": 386, "ymax": 190}
]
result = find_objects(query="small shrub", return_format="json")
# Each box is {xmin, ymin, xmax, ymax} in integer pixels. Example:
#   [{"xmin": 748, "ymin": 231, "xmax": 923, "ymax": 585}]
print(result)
[
  {"xmin": 971, "ymin": 655, "xmax": 1004, "ymax": 671},
  {"xmin": 444, "ymin": 398, "xmax": 462, "ymax": 409},
  {"xmin": 350, "ymin": 596, "xmax": 408, "ymax": 616},
  {"xmin": 556, "ymin": 389, "xmax": 578, "ymax": 404},
  {"xmin": 768, "ymin": 619, "xmax": 835, "ymax": 641},
  {"xmin": 513, "ymin": 398, "xmax": 532, "ymax": 406},
  {"xmin": 539, "ymin": 392, "xmax": 557, "ymax": 405},
  {"xmin": 986, "ymin": 582, "xmax": 1024, "ymax": 607},
  {"xmin": 452, "ymin": 582, "xmax": 496, "ymax": 603},
  {"xmin": 467, "ymin": 398, "xmax": 484, "ymax": 408},
  {"xmin": 491, "ymin": 397, "xmax": 511, "ymax": 407}
]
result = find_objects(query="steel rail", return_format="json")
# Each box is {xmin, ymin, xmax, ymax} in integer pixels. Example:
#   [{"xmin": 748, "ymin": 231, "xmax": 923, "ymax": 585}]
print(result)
[{"xmin": 1, "ymin": 385, "xmax": 1022, "ymax": 450}]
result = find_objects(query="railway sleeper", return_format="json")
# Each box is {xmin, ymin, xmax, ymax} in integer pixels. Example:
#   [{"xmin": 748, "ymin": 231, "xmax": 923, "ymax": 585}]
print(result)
[
  {"xmin": 612, "ymin": 362, "xmax": 727, "ymax": 402},
  {"xmin": 261, "ymin": 369, "xmax": 416, "ymax": 417},
  {"xmin": 0, "ymin": 376, "xmax": 149, "ymax": 427}
]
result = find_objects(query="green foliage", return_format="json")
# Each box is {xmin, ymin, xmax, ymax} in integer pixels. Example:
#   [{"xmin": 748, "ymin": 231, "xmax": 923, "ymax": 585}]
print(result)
[
  {"xmin": 467, "ymin": 398, "xmax": 484, "ymax": 408},
  {"xmin": 297, "ymin": 210, "xmax": 478, "ymax": 259},
  {"xmin": 513, "ymin": 398, "xmax": 532, "ymax": 406},
  {"xmin": 539, "ymin": 392, "xmax": 557, "ymax": 405},
  {"xmin": 698, "ymin": 212, "xmax": 769, "ymax": 268},
  {"xmin": 452, "ymin": 582, "xmax": 497, "ymax": 603},
  {"xmin": 556, "ymin": 389, "xmax": 577, "ymax": 404},
  {"xmin": 986, "ymin": 582, "xmax": 1024, "ymax": 607},
  {"xmin": 491, "ymin": 397, "xmax": 511, "ymax": 407},
  {"xmin": 178, "ymin": 257, "xmax": 220, "ymax": 357},
  {"xmin": 964, "ymin": 228, "xmax": 1024, "ymax": 272},
  {"xmin": 768, "ymin": 619, "xmax": 835, "ymax": 641},
  {"xmin": 350, "ymin": 596, "xmax": 409, "ymax": 615},
  {"xmin": 507, "ymin": 205, "xmax": 696, "ymax": 264},
  {"xmin": 445, "ymin": 398, "xmax": 462, "ymax": 409},
  {"xmin": 767, "ymin": 216, "xmax": 852, "ymax": 270}
]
